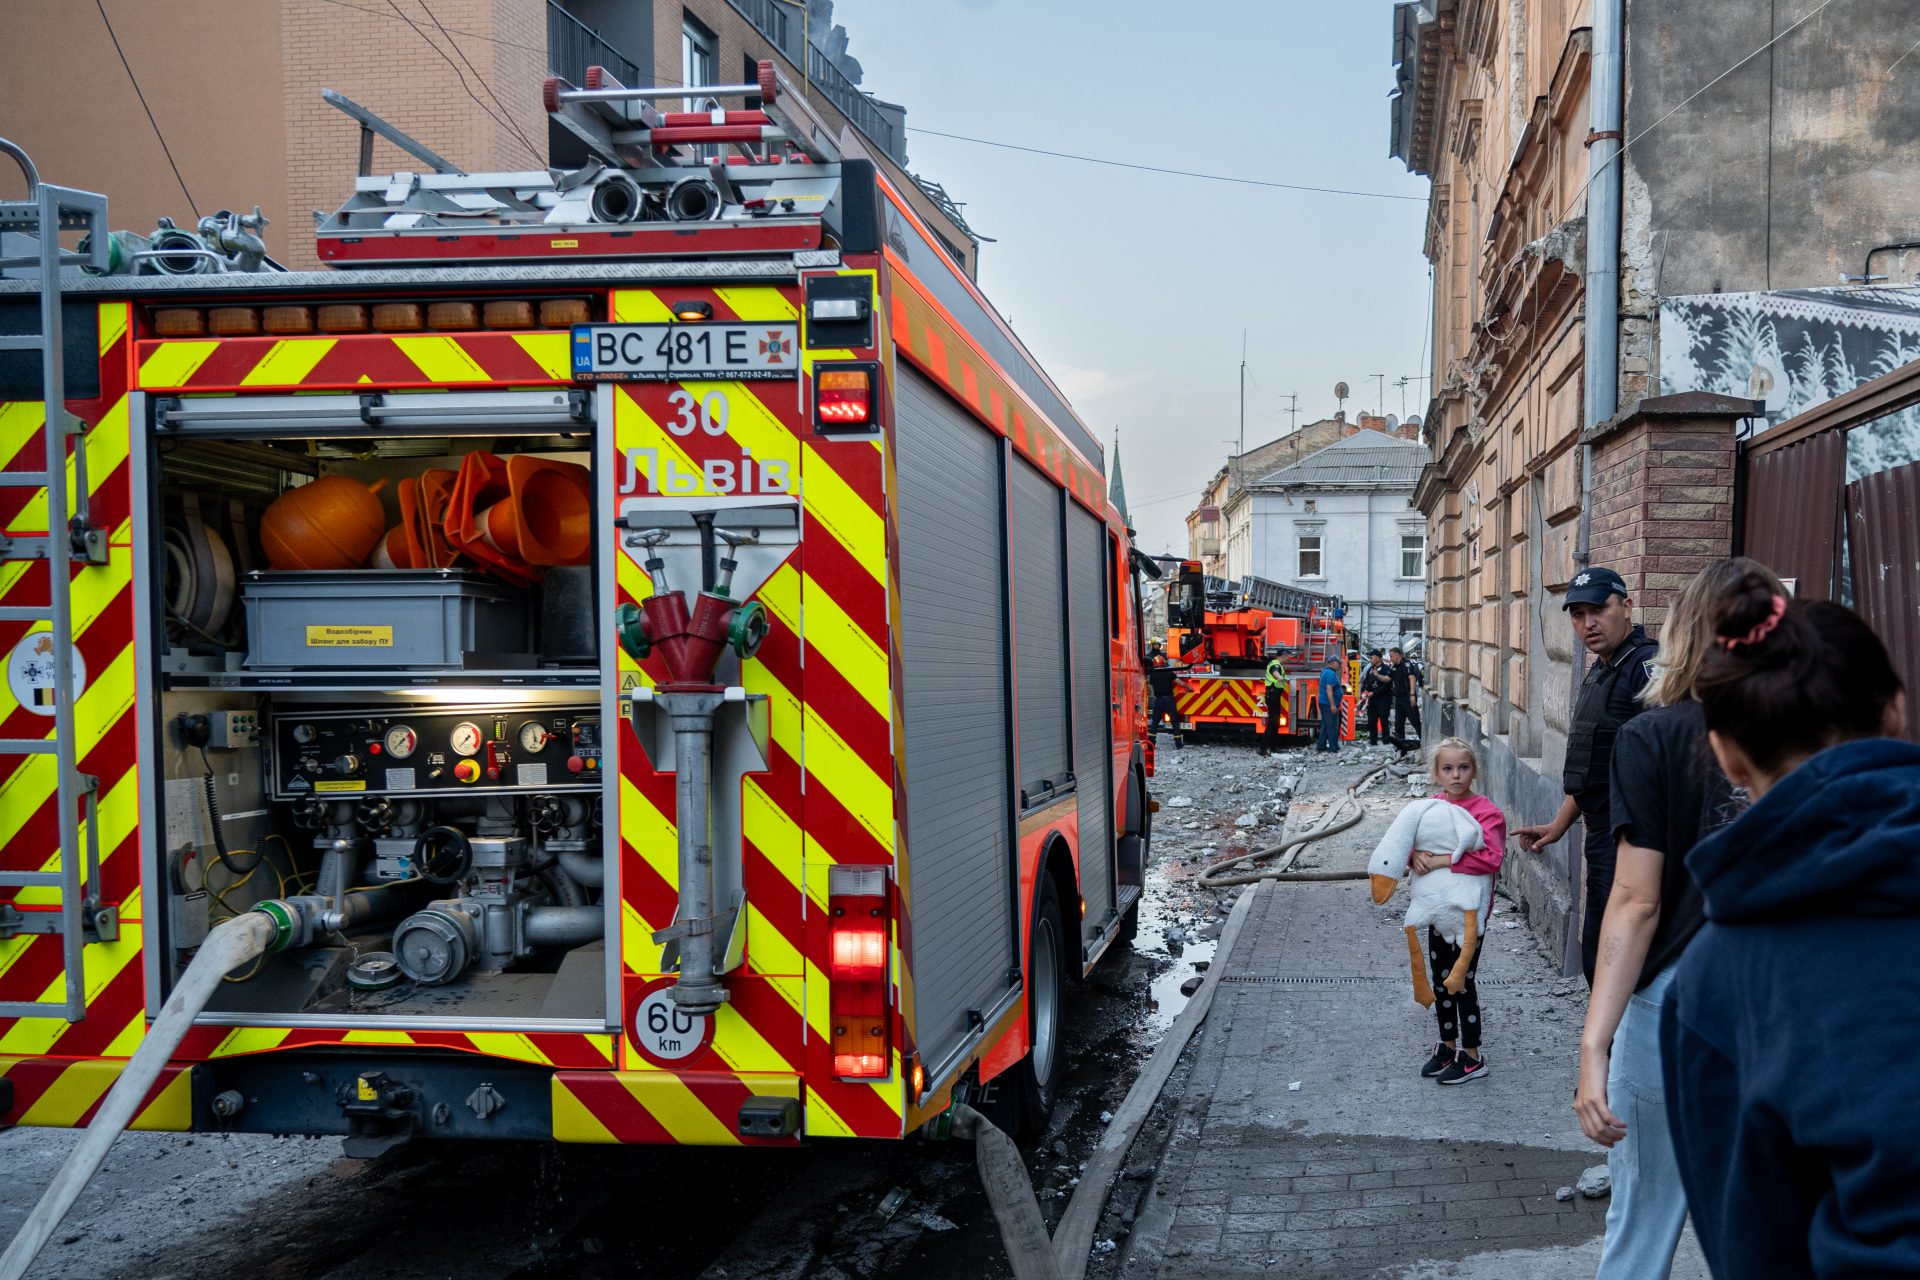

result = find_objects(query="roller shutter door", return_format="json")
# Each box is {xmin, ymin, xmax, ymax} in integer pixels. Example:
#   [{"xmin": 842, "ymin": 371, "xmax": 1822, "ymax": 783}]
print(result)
[
  {"xmin": 893, "ymin": 364, "xmax": 1017, "ymax": 1071},
  {"xmin": 1009, "ymin": 458, "xmax": 1072, "ymax": 805},
  {"xmin": 1068, "ymin": 505, "xmax": 1114, "ymax": 948}
]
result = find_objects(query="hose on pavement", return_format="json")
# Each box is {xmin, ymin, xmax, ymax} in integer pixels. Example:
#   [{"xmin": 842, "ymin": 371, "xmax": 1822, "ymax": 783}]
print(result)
[
  {"xmin": 0, "ymin": 910, "xmax": 278, "ymax": 1280},
  {"xmin": 1197, "ymin": 762, "xmax": 1391, "ymax": 888}
]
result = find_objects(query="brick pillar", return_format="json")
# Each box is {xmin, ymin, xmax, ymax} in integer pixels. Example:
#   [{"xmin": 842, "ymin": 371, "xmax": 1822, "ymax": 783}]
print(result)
[{"xmin": 1581, "ymin": 393, "xmax": 1762, "ymax": 635}]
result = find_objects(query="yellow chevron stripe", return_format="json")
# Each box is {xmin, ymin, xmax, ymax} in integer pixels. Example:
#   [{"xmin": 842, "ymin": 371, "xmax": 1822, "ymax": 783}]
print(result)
[
  {"xmin": 688, "ymin": 378, "xmax": 798, "ymax": 481},
  {"xmin": 709, "ymin": 988, "xmax": 794, "ymax": 1074},
  {"xmin": 614, "ymin": 384, "xmax": 710, "ymax": 496},
  {"xmin": 803, "ymin": 1084, "xmax": 858, "ymax": 1138},
  {"xmin": 12, "ymin": 768, "xmax": 141, "ymax": 907},
  {"xmin": 209, "ymin": 1026, "xmax": 293, "ymax": 1057},
  {"xmin": 0, "ymin": 921, "xmax": 144, "ymax": 1053},
  {"xmin": 742, "ymin": 778, "xmax": 802, "ymax": 899},
  {"xmin": 0, "ymin": 647, "xmax": 136, "ymax": 852},
  {"xmin": 18, "ymin": 1062, "xmax": 114, "ymax": 1126},
  {"xmin": 239, "ymin": 338, "xmax": 337, "ymax": 387},
  {"xmin": 133, "ymin": 1067, "xmax": 191, "ymax": 1130},
  {"xmin": 798, "ymin": 442, "xmax": 885, "ymax": 586},
  {"xmin": 137, "ymin": 341, "xmax": 219, "ymax": 389},
  {"xmin": 103, "ymin": 1010, "xmax": 147, "ymax": 1058},
  {"xmin": 98, "ymin": 303, "xmax": 129, "ymax": 357},
  {"xmin": 713, "ymin": 287, "xmax": 799, "ymax": 321},
  {"xmin": 341, "ymin": 1029, "xmax": 416, "ymax": 1045},
  {"xmin": 5, "ymin": 395, "xmax": 131, "ymax": 534},
  {"xmin": 619, "ymin": 899, "xmax": 656, "ymax": 976},
  {"xmin": 620, "ymin": 1070, "xmax": 739, "ymax": 1145},
  {"xmin": 391, "ymin": 335, "xmax": 489, "ymax": 384},
  {"xmin": 512, "ymin": 332, "xmax": 570, "ymax": 379},
  {"xmin": 799, "ymin": 572, "xmax": 888, "ymax": 719},
  {"xmin": 464, "ymin": 1032, "xmax": 555, "ymax": 1066},
  {"xmin": 745, "ymin": 897, "xmax": 804, "ymax": 978},
  {"xmin": 611, "ymin": 291, "xmax": 675, "ymax": 323},
  {"xmin": 0, "ymin": 401, "xmax": 42, "ymax": 471},
  {"xmin": 551, "ymin": 1077, "xmax": 620, "ymax": 1142},
  {"xmin": 799, "ymin": 709, "xmax": 891, "ymax": 852}
]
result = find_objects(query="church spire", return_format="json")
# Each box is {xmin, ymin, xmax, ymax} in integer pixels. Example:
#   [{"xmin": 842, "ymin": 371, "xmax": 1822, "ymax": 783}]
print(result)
[{"xmin": 1108, "ymin": 428, "xmax": 1131, "ymax": 526}]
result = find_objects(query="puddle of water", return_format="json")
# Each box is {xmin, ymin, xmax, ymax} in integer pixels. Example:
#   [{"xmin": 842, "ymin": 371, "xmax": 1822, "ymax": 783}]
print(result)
[{"xmin": 1131, "ymin": 856, "xmax": 1220, "ymax": 1032}]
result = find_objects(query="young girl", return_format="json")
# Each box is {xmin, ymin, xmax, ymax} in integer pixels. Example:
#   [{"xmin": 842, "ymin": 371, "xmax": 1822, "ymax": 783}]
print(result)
[{"xmin": 1410, "ymin": 737, "xmax": 1508, "ymax": 1084}]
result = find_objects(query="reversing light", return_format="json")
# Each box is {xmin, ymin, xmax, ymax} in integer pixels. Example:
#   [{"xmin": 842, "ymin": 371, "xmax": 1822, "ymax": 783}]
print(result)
[
  {"xmin": 672, "ymin": 300, "xmax": 714, "ymax": 321},
  {"xmin": 808, "ymin": 296, "xmax": 869, "ymax": 322},
  {"xmin": 814, "ymin": 365, "xmax": 875, "ymax": 432}
]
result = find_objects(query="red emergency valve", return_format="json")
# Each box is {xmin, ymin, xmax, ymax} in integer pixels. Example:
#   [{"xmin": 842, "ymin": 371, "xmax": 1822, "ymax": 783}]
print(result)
[
  {"xmin": 453, "ymin": 760, "xmax": 481, "ymax": 784},
  {"xmin": 485, "ymin": 741, "xmax": 502, "ymax": 779},
  {"xmin": 567, "ymin": 754, "xmax": 585, "ymax": 774}
]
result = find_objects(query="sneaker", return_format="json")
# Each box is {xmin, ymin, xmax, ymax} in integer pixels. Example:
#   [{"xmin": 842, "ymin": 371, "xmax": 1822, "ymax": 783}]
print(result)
[
  {"xmin": 1437, "ymin": 1052, "xmax": 1489, "ymax": 1085},
  {"xmin": 1419, "ymin": 1043, "xmax": 1455, "ymax": 1078}
]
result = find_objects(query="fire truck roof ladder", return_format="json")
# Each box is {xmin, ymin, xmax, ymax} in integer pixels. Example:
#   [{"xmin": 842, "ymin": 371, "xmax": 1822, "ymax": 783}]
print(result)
[
  {"xmin": 0, "ymin": 138, "xmax": 118, "ymax": 1022},
  {"xmin": 543, "ymin": 59, "xmax": 843, "ymax": 169}
]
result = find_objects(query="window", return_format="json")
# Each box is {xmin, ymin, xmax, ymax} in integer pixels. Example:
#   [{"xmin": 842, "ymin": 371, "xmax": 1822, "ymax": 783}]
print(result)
[
  {"xmin": 1399, "ymin": 617, "xmax": 1424, "ymax": 636},
  {"xmin": 1400, "ymin": 531, "xmax": 1426, "ymax": 579},
  {"xmin": 681, "ymin": 13, "xmax": 717, "ymax": 108},
  {"xmin": 1298, "ymin": 534, "xmax": 1323, "ymax": 579}
]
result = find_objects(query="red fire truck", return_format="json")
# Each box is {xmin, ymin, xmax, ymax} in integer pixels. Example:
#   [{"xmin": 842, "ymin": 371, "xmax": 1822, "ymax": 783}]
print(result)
[
  {"xmin": 0, "ymin": 62, "xmax": 1151, "ymax": 1160},
  {"xmin": 1163, "ymin": 561, "xmax": 1357, "ymax": 741}
]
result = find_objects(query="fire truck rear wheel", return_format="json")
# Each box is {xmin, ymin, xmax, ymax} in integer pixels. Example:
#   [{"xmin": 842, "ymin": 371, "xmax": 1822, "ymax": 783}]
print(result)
[{"xmin": 1019, "ymin": 875, "xmax": 1067, "ymax": 1134}]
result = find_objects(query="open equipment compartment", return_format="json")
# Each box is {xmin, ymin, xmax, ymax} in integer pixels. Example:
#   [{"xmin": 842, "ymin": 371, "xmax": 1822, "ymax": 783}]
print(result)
[{"xmin": 135, "ymin": 378, "xmax": 620, "ymax": 1029}]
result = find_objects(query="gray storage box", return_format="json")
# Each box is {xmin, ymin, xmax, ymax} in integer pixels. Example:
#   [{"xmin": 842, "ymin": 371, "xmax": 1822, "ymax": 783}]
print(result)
[{"xmin": 241, "ymin": 570, "xmax": 532, "ymax": 669}]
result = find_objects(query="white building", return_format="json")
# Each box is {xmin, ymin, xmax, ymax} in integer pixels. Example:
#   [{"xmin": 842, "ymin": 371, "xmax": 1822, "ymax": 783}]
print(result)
[{"xmin": 1222, "ymin": 432, "xmax": 1429, "ymax": 652}]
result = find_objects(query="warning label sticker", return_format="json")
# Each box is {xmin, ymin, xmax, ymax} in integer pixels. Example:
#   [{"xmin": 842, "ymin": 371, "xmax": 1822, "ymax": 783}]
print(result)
[
  {"xmin": 314, "ymin": 780, "xmax": 367, "ymax": 793},
  {"xmin": 306, "ymin": 625, "xmax": 393, "ymax": 648}
]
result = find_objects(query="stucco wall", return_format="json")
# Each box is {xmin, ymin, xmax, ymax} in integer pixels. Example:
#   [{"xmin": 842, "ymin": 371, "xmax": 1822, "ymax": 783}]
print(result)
[{"xmin": 1243, "ymin": 488, "xmax": 1426, "ymax": 650}]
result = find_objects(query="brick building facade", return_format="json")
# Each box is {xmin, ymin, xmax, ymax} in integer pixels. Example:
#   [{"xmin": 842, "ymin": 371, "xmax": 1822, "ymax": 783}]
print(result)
[{"xmin": 1391, "ymin": 0, "xmax": 1920, "ymax": 965}]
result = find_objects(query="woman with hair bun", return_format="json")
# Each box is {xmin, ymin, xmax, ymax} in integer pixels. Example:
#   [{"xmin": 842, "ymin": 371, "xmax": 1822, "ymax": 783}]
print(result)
[{"xmin": 1662, "ymin": 574, "xmax": 1919, "ymax": 1277}]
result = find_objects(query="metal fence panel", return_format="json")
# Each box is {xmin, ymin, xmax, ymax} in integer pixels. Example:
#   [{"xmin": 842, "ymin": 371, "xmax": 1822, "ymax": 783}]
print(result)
[
  {"xmin": 1846, "ymin": 459, "xmax": 1920, "ymax": 742},
  {"xmin": 1743, "ymin": 431, "xmax": 1846, "ymax": 599}
]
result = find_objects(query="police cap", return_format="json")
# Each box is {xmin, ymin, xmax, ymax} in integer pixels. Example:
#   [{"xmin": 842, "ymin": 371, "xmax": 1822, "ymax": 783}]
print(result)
[{"xmin": 1563, "ymin": 566, "xmax": 1629, "ymax": 610}]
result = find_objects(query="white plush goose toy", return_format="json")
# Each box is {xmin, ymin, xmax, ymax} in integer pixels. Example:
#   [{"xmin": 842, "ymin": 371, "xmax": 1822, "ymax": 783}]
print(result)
[{"xmin": 1368, "ymin": 797, "xmax": 1493, "ymax": 1008}]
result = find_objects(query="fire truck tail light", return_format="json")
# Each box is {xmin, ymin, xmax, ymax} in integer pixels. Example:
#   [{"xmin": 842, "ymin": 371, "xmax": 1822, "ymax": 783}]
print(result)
[
  {"xmin": 813, "ymin": 363, "xmax": 878, "ymax": 434},
  {"xmin": 809, "ymin": 296, "xmax": 868, "ymax": 322},
  {"xmin": 817, "ymin": 370, "xmax": 870, "ymax": 423},
  {"xmin": 827, "ymin": 866, "xmax": 891, "ymax": 1078}
]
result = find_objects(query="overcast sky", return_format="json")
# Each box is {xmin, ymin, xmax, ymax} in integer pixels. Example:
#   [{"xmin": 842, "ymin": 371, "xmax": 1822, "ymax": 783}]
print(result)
[{"xmin": 833, "ymin": 0, "xmax": 1434, "ymax": 556}]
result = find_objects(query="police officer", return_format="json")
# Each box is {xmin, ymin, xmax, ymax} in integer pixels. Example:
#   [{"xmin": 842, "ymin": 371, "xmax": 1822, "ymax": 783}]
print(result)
[
  {"xmin": 1386, "ymin": 647, "xmax": 1422, "ymax": 750},
  {"xmin": 1146, "ymin": 647, "xmax": 1187, "ymax": 747},
  {"xmin": 1259, "ymin": 654, "xmax": 1290, "ymax": 757},
  {"xmin": 1359, "ymin": 650, "xmax": 1392, "ymax": 745},
  {"xmin": 1515, "ymin": 566, "xmax": 1660, "ymax": 984}
]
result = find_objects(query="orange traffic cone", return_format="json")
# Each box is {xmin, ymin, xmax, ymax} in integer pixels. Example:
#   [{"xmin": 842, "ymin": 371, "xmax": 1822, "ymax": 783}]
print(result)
[{"xmin": 475, "ymin": 457, "xmax": 592, "ymax": 567}]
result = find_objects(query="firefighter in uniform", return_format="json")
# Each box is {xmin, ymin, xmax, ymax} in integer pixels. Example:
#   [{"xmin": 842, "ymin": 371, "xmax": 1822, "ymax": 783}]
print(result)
[
  {"xmin": 1515, "ymin": 567, "xmax": 1659, "ymax": 984},
  {"xmin": 1259, "ymin": 655, "xmax": 1290, "ymax": 757},
  {"xmin": 1147, "ymin": 647, "xmax": 1187, "ymax": 747}
]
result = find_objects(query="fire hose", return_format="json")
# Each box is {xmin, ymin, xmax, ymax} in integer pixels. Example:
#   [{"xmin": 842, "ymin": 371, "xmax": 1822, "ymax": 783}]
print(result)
[
  {"xmin": 0, "ymin": 911, "xmax": 278, "ymax": 1280},
  {"xmin": 962, "ymin": 762, "xmax": 1408, "ymax": 1280}
]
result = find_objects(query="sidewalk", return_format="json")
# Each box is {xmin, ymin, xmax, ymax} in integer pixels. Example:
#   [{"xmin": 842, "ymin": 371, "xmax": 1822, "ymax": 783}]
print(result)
[{"xmin": 1121, "ymin": 756, "xmax": 1711, "ymax": 1278}]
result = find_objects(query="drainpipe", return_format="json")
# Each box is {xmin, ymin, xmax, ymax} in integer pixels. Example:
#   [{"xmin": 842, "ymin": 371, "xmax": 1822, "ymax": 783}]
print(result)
[{"xmin": 1577, "ymin": 0, "xmax": 1626, "ymax": 577}]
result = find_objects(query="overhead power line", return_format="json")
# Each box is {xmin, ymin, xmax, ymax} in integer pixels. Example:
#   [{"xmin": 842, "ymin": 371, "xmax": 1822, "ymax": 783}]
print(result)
[
  {"xmin": 906, "ymin": 126, "xmax": 1429, "ymax": 204},
  {"xmin": 95, "ymin": 0, "xmax": 198, "ymax": 217},
  {"xmin": 414, "ymin": 0, "xmax": 547, "ymax": 166},
  {"xmin": 383, "ymin": 0, "xmax": 546, "ymax": 169}
]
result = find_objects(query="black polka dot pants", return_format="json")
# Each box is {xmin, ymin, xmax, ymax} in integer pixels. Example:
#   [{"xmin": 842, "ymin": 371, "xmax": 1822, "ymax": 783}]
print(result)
[{"xmin": 1428, "ymin": 925, "xmax": 1484, "ymax": 1050}]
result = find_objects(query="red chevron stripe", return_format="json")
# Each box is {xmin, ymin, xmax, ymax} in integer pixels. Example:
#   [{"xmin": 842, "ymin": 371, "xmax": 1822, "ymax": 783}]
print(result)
[{"xmin": 560, "ymin": 1073, "xmax": 677, "ymax": 1142}]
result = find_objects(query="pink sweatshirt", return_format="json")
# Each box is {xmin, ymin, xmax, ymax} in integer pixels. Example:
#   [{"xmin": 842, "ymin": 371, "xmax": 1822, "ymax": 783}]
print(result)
[{"xmin": 1432, "ymin": 792, "xmax": 1507, "ymax": 877}]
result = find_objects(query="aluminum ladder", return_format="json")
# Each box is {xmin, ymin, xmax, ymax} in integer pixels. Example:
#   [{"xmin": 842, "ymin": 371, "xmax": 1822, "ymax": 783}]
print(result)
[{"xmin": 0, "ymin": 138, "xmax": 117, "ymax": 1023}]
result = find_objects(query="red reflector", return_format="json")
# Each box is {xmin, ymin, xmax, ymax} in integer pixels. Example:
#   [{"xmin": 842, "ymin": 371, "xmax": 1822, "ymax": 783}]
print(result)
[
  {"xmin": 833, "ymin": 1052, "xmax": 888, "ymax": 1077},
  {"xmin": 816, "ymin": 369, "xmax": 871, "ymax": 425}
]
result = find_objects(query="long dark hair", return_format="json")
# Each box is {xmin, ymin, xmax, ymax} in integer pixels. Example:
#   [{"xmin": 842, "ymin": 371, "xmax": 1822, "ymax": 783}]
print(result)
[{"xmin": 1694, "ymin": 572, "xmax": 1903, "ymax": 775}]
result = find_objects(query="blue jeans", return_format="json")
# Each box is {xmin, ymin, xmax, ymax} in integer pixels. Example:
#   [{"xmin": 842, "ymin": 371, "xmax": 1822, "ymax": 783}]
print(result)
[
  {"xmin": 1595, "ymin": 965, "xmax": 1688, "ymax": 1279},
  {"xmin": 1317, "ymin": 703, "xmax": 1341, "ymax": 750}
]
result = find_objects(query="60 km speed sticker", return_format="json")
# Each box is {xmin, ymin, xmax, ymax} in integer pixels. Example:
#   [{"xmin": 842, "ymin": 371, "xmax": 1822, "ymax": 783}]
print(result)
[{"xmin": 630, "ymin": 980, "xmax": 714, "ymax": 1067}]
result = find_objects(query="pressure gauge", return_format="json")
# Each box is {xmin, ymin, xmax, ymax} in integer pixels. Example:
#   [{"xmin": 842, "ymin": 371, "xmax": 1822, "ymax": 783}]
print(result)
[
  {"xmin": 384, "ymin": 724, "xmax": 418, "ymax": 760},
  {"xmin": 290, "ymin": 723, "xmax": 317, "ymax": 745},
  {"xmin": 449, "ymin": 721, "xmax": 483, "ymax": 757},
  {"xmin": 518, "ymin": 721, "xmax": 552, "ymax": 753}
]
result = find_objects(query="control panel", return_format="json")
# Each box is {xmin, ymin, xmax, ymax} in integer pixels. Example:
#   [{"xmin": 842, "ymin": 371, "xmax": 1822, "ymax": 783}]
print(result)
[{"xmin": 270, "ymin": 706, "xmax": 603, "ymax": 799}]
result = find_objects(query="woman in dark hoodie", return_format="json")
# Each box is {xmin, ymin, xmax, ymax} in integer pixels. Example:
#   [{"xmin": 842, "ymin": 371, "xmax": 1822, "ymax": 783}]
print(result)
[{"xmin": 1663, "ymin": 573, "xmax": 1916, "ymax": 1277}]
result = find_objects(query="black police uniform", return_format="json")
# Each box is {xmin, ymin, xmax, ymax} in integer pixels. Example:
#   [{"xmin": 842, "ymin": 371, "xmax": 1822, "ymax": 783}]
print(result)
[
  {"xmin": 1564, "ymin": 622, "xmax": 1658, "ymax": 983},
  {"xmin": 1360, "ymin": 663, "xmax": 1393, "ymax": 745},
  {"xmin": 1387, "ymin": 658, "xmax": 1422, "ymax": 749}
]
